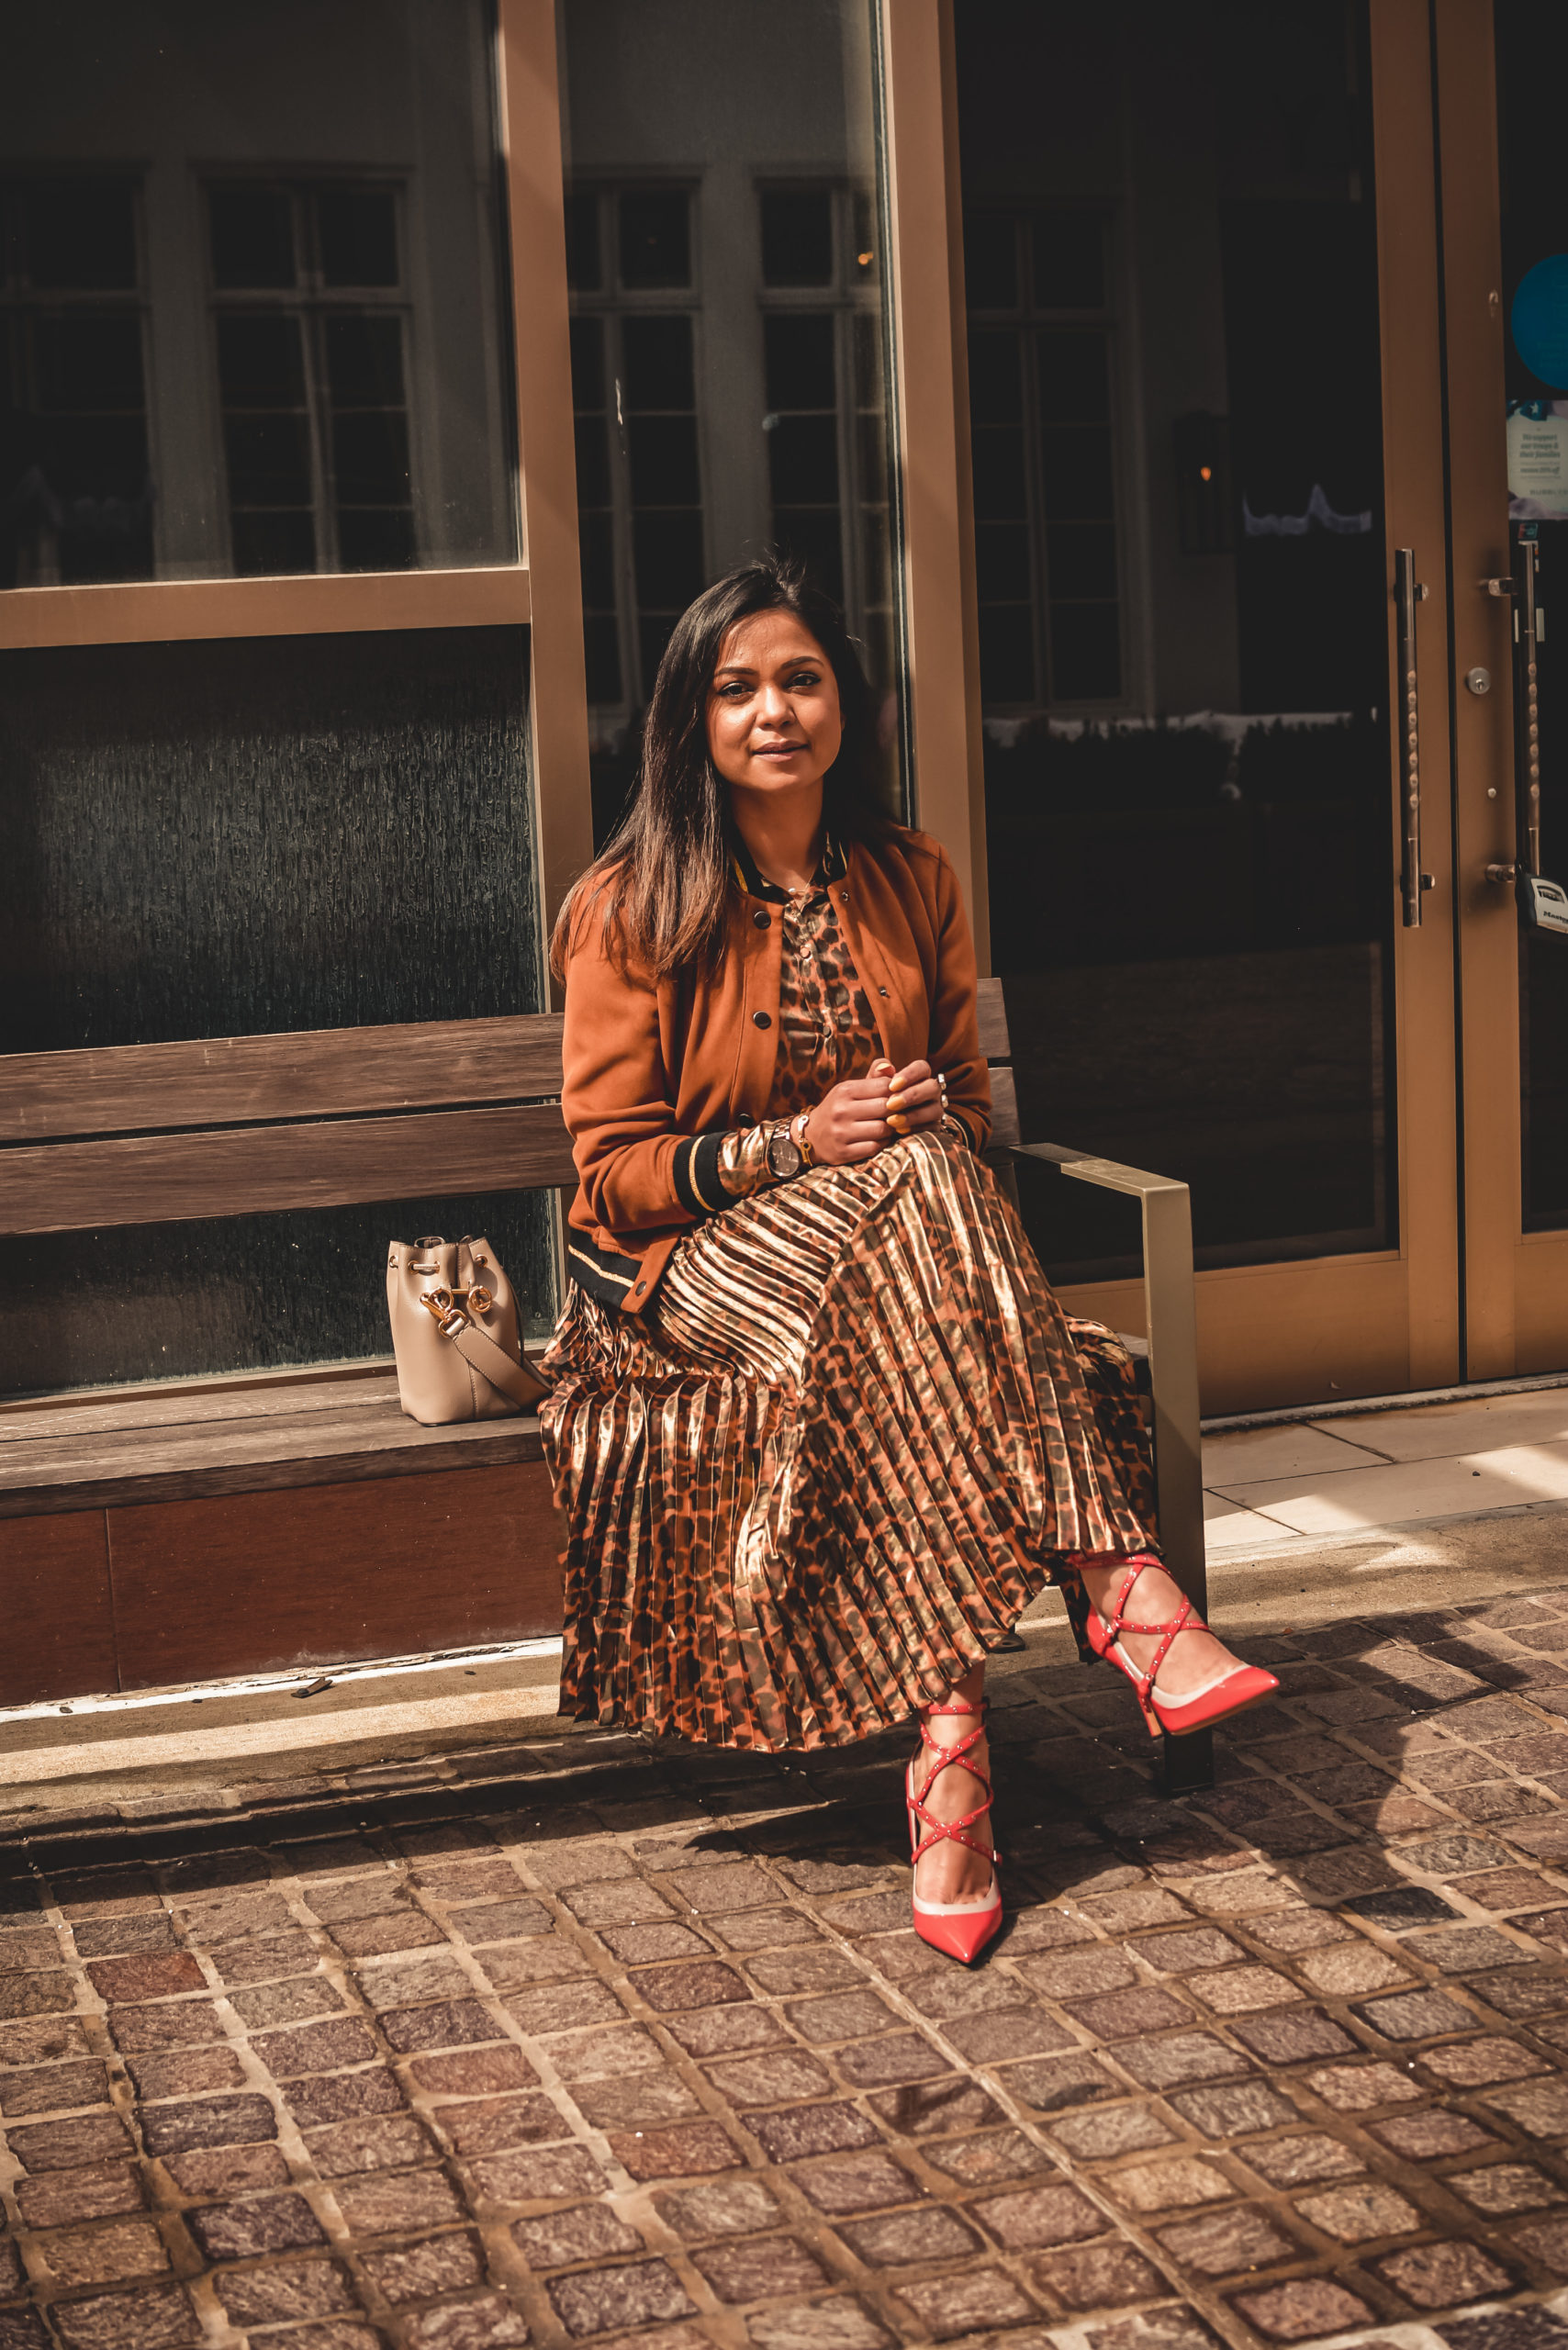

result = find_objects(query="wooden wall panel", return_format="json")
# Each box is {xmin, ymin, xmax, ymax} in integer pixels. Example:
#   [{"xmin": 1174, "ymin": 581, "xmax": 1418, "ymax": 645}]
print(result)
[
  {"xmin": 107, "ymin": 1463, "xmax": 564, "ymax": 1689},
  {"xmin": 0, "ymin": 1512, "xmax": 117, "ymax": 1705}
]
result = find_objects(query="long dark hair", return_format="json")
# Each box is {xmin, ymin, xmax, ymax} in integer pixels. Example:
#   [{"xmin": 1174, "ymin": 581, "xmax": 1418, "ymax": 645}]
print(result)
[{"xmin": 551, "ymin": 555, "xmax": 889, "ymax": 980}]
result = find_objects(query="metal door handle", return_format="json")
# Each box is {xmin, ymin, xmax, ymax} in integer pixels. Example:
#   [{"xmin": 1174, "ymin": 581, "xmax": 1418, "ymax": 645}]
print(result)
[
  {"xmin": 1483, "ymin": 530, "xmax": 1543, "ymax": 888},
  {"xmin": 1394, "ymin": 549, "xmax": 1434, "ymax": 926}
]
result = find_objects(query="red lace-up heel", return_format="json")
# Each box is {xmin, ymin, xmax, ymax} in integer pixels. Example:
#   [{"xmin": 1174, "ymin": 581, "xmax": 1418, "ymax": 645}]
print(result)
[
  {"xmin": 905, "ymin": 1697, "xmax": 1002, "ymax": 1965},
  {"xmin": 1084, "ymin": 1554, "xmax": 1280, "ymax": 1737}
]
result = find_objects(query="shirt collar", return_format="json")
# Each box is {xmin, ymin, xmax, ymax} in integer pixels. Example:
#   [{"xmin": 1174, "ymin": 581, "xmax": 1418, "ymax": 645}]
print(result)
[{"xmin": 731, "ymin": 827, "xmax": 848, "ymax": 904}]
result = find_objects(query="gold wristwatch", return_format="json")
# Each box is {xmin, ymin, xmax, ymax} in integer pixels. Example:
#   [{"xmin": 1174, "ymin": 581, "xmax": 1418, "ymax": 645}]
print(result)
[{"xmin": 766, "ymin": 1116, "xmax": 804, "ymax": 1180}]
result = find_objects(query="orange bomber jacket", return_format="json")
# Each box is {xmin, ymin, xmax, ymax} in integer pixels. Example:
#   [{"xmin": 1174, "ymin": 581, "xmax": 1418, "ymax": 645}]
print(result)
[{"xmin": 557, "ymin": 822, "xmax": 992, "ymax": 1315}]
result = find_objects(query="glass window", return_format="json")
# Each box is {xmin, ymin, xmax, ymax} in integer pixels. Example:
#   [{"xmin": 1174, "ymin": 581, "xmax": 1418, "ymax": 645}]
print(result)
[
  {"xmin": 0, "ymin": 622, "xmax": 554, "ymax": 1389},
  {"xmin": 559, "ymin": 2, "xmax": 905, "ymax": 841},
  {"xmin": 2, "ymin": 626, "xmax": 542, "ymax": 1051},
  {"xmin": 958, "ymin": 4, "xmax": 1396, "ymax": 1282},
  {"xmin": 0, "ymin": 2, "xmax": 518, "ymax": 583}
]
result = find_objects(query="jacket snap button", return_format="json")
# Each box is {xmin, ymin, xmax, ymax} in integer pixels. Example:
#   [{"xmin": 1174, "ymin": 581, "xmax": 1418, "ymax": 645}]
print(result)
[
  {"xmin": 879, "ymin": 986, "xmax": 888, "ymax": 997},
  {"xmin": 635, "ymin": 1280, "xmax": 646, "ymax": 1293},
  {"xmin": 752, "ymin": 1010, "xmax": 772, "ymax": 1029},
  {"xmin": 752, "ymin": 908, "xmax": 770, "ymax": 929}
]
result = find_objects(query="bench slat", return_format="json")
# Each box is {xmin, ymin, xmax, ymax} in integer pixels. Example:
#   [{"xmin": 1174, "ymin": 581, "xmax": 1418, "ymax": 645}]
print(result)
[
  {"xmin": 2, "ymin": 1013, "xmax": 566, "ymax": 1143},
  {"xmin": 0, "ymin": 1393, "xmax": 545, "ymax": 1517},
  {"xmin": 976, "ymin": 975, "xmax": 1011, "ymax": 1061},
  {"xmin": 0, "ymin": 1104, "xmax": 580, "ymax": 1236},
  {"xmin": 989, "ymin": 1064, "xmax": 1021, "ymax": 1152}
]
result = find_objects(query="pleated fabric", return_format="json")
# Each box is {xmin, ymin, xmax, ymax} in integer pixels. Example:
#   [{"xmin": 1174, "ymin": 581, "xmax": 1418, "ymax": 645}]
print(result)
[{"xmin": 539, "ymin": 1127, "xmax": 1158, "ymax": 1751}]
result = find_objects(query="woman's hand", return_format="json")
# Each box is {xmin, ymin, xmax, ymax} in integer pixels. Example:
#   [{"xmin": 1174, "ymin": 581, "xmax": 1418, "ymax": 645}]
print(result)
[
  {"xmin": 801, "ymin": 1064, "xmax": 896, "ymax": 1165},
  {"xmin": 884, "ymin": 1058, "xmax": 945, "ymax": 1136}
]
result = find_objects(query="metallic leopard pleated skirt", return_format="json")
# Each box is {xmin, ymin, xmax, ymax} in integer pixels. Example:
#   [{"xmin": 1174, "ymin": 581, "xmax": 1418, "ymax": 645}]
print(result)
[{"xmin": 539, "ymin": 1129, "xmax": 1158, "ymax": 1751}]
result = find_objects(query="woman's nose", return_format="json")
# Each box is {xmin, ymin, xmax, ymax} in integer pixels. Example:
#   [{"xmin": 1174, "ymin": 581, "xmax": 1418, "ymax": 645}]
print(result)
[{"xmin": 757, "ymin": 683, "xmax": 792, "ymax": 723}]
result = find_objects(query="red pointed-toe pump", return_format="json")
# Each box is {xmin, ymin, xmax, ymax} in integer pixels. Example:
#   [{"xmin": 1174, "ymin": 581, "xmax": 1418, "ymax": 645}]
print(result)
[
  {"xmin": 1084, "ymin": 1554, "xmax": 1280, "ymax": 1738},
  {"xmin": 906, "ymin": 1697, "xmax": 1002, "ymax": 1965}
]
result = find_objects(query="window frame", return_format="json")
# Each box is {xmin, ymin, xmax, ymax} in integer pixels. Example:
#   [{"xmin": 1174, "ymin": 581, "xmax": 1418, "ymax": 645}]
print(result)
[{"xmin": 0, "ymin": 0, "xmax": 980, "ymax": 1404}]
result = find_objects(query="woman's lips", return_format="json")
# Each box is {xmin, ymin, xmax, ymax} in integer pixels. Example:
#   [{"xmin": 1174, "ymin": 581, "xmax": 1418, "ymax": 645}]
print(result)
[{"xmin": 754, "ymin": 743, "xmax": 807, "ymax": 758}]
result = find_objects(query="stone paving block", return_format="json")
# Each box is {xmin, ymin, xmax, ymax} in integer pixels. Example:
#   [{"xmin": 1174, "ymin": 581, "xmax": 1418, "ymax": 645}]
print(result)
[
  {"xmin": 745, "ymin": 2297, "xmax": 892, "ymax": 2349},
  {"xmin": 162, "ymin": 2142, "xmax": 291, "ymax": 2196},
  {"xmin": 125, "ymin": 2047, "xmax": 244, "ymax": 2100},
  {"xmin": 433, "ymin": 2091, "xmax": 568, "ymax": 2153},
  {"xmin": 785, "ymin": 1991, "xmax": 899, "ymax": 2043},
  {"xmin": 307, "ymin": 2112, "xmax": 435, "ymax": 2174},
  {"xmin": 513, "ymin": 2199, "xmax": 647, "ymax": 2266},
  {"xmin": 207, "ymin": 1930, "xmax": 320, "ymax": 1984},
  {"xmin": 1227, "ymin": 2006, "xmax": 1359, "ymax": 2063},
  {"xmin": 501, "ymin": 1979, "xmax": 627, "ymax": 2034},
  {"xmin": 473, "ymin": 2143, "xmax": 607, "ymax": 2200},
  {"xmin": 1114, "ymin": 2031, "xmax": 1252, "ymax": 2090},
  {"xmin": 15, "ymin": 2160, "xmax": 147, "ymax": 2227},
  {"xmin": 892, "ymin": 2264, "xmax": 1042, "ymax": 2338},
  {"xmin": 1511, "ymin": 2213, "xmax": 1568, "ymax": 2271},
  {"xmin": 654, "ymin": 2176, "xmax": 784, "ymax": 2242},
  {"xmin": 972, "ymin": 2181, "xmax": 1105, "ymax": 2248},
  {"xmin": 30, "ymin": 2216, "xmax": 171, "ymax": 2286},
  {"xmin": 612, "ymin": 2120, "xmax": 746, "ymax": 2181},
  {"xmin": 1479, "ymin": 2076, "xmax": 1568, "ymax": 2135},
  {"xmin": 331, "ymin": 1912, "xmax": 452, "ymax": 1958},
  {"xmin": 47, "ymin": 2283, "xmax": 199, "ymax": 2349},
  {"xmin": 362, "ymin": 2218, "xmax": 484, "ymax": 2293},
  {"xmin": 1065, "ymin": 1986, "xmax": 1194, "ymax": 2041},
  {"xmin": 746, "ymin": 2101, "xmax": 880, "ymax": 2163},
  {"xmin": 252, "ymin": 2017, "xmax": 379, "ymax": 2075},
  {"xmin": 705, "ymin": 2050, "xmax": 836, "ymax": 2108},
  {"xmin": 0, "ymin": 2058, "xmax": 109, "ymax": 2116},
  {"xmin": 546, "ymin": 2257, "xmax": 697, "ymax": 2337},
  {"xmin": 380, "ymin": 1998, "xmax": 503, "ymax": 2054},
  {"xmin": 1157, "ymin": 2203, "xmax": 1300, "ymax": 2277},
  {"xmin": 1033, "ymin": 2238, "xmax": 1167, "ymax": 2311},
  {"xmin": 333, "ymin": 2166, "xmax": 468, "ymax": 2234},
  {"xmin": 213, "ymin": 2255, "xmax": 360, "ymax": 2321},
  {"xmin": 1375, "ymin": 2237, "xmax": 1515, "ymax": 2306},
  {"xmin": 663, "ymin": 2004, "xmax": 788, "ymax": 2058},
  {"xmin": 1296, "ymin": 2179, "xmax": 1423, "ymax": 2241},
  {"xmin": 1168, "ymin": 2079, "xmax": 1299, "ymax": 2137},
  {"xmin": 710, "ymin": 1908, "xmax": 825, "ymax": 1953},
  {"xmin": 356, "ymin": 1954, "xmax": 476, "ymax": 2010},
  {"xmin": 1049, "ymin": 2105, "xmax": 1177, "ymax": 2161},
  {"xmin": 1467, "ymin": 1964, "xmax": 1568, "ymax": 2019},
  {"xmin": 834, "ymin": 2031, "xmax": 957, "ymax": 2089},
  {"xmin": 1373, "ymin": 2109, "xmax": 1497, "ymax": 2157},
  {"xmin": 1105, "ymin": 2158, "xmax": 1232, "ymax": 2213},
  {"xmin": 1244, "ymin": 1908, "xmax": 1355, "ymax": 1953},
  {"xmin": 1129, "ymin": 1929, "xmax": 1245, "ymax": 1974},
  {"xmin": 83, "ymin": 1953, "xmax": 204, "ymax": 2003},
  {"xmin": 789, "ymin": 2149, "xmax": 921, "ymax": 2214},
  {"xmin": 1245, "ymin": 2132, "xmax": 1363, "ymax": 2187},
  {"xmin": 571, "ymin": 2068, "xmax": 704, "ymax": 2131},
  {"xmin": 403, "ymin": 2294, "xmax": 528, "ymax": 2346},
  {"xmin": 286, "ymin": 2069, "xmax": 409, "ymax": 2128},
  {"xmin": 6, "ymin": 2111, "xmax": 133, "ymax": 2170},
  {"xmin": 840, "ymin": 2204, "xmax": 982, "ymax": 2266},
  {"xmin": 1304, "ymin": 2059, "xmax": 1423, "ymax": 2110},
  {"xmin": 1421, "ymin": 2034, "xmax": 1547, "ymax": 2086},
  {"xmin": 745, "ymin": 1949, "xmax": 862, "ymax": 1997},
  {"xmin": 185, "ymin": 2187, "xmax": 328, "ymax": 2258},
  {"xmin": 1231, "ymin": 2279, "xmax": 1373, "ymax": 2340},
  {"xmin": 408, "ymin": 2045, "xmax": 538, "ymax": 2097},
  {"xmin": 107, "ymin": 2000, "xmax": 225, "ymax": 2053},
  {"xmin": 1450, "ymin": 2161, "xmax": 1566, "ymax": 2212},
  {"xmin": 1015, "ymin": 1947, "xmax": 1137, "ymax": 1999}
]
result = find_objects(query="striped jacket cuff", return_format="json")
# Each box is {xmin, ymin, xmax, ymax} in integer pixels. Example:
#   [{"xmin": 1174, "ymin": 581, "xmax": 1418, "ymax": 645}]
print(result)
[{"xmin": 672, "ymin": 1131, "xmax": 728, "ymax": 1218}]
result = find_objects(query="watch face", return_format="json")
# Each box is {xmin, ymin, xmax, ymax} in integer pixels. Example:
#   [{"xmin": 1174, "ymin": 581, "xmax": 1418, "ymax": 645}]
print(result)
[{"xmin": 767, "ymin": 1123, "xmax": 802, "ymax": 1178}]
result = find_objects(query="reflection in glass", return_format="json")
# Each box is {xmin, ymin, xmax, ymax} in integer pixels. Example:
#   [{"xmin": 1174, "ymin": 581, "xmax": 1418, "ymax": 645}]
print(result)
[
  {"xmin": 958, "ymin": 4, "xmax": 1396, "ymax": 1282},
  {"xmin": 0, "ymin": 3, "xmax": 518, "ymax": 583},
  {"xmin": 559, "ymin": 2, "xmax": 904, "ymax": 842}
]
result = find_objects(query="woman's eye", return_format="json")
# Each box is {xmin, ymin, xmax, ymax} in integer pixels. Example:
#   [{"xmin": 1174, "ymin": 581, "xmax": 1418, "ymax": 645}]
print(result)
[{"xmin": 788, "ymin": 669, "xmax": 821, "ymax": 688}]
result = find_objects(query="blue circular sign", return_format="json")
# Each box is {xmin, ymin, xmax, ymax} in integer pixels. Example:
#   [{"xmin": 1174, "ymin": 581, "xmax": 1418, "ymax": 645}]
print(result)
[{"xmin": 1512, "ymin": 255, "xmax": 1568, "ymax": 389}]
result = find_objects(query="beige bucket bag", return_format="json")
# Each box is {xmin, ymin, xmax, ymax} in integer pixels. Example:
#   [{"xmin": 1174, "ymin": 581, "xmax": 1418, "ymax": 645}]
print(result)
[{"xmin": 386, "ymin": 1234, "xmax": 552, "ymax": 1425}]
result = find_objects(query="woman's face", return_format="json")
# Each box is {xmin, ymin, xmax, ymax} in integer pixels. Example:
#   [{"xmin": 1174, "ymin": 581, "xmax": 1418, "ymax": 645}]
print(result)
[{"xmin": 705, "ymin": 610, "xmax": 843, "ymax": 797}]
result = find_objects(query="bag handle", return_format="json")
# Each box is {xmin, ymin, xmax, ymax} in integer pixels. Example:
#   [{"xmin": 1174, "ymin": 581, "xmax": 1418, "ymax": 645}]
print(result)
[{"xmin": 421, "ymin": 1292, "xmax": 552, "ymax": 1411}]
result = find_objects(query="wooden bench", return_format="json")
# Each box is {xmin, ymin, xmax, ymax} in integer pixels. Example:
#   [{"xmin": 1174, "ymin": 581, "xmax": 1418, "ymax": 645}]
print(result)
[{"xmin": 1, "ymin": 979, "xmax": 1205, "ymax": 1774}]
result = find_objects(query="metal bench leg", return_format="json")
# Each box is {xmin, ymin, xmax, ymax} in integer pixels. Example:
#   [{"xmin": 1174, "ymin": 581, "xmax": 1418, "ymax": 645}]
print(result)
[{"xmin": 1014, "ymin": 1146, "xmax": 1213, "ymax": 1797}]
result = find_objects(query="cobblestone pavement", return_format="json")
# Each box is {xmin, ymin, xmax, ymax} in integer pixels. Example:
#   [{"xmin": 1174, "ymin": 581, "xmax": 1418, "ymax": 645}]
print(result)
[{"xmin": 18, "ymin": 1595, "xmax": 1568, "ymax": 2349}]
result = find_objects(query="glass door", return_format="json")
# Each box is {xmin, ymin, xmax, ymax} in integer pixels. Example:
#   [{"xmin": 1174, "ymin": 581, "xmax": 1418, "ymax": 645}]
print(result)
[
  {"xmin": 954, "ymin": 0, "xmax": 1467, "ymax": 1414},
  {"xmin": 1439, "ymin": 0, "xmax": 1568, "ymax": 1381}
]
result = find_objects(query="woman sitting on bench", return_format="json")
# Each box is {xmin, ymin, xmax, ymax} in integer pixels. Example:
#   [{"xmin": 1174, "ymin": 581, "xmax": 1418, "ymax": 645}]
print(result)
[{"xmin": 542, "ymin": 557, "xmax": 1276, "ymax": 1964}]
